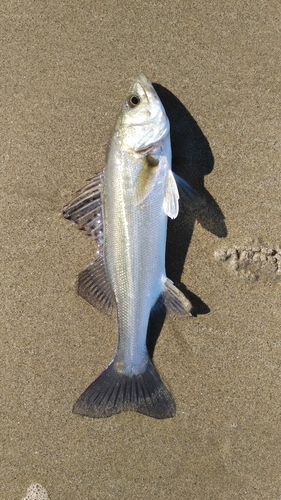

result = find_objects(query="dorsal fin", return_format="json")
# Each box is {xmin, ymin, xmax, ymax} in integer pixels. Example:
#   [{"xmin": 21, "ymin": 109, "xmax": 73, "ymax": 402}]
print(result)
[
  {"xmin": 63, "ymin": 172, "xmax": 116, "ymax": 314},
  {"xmin": 63, "ymin": 172, "xmax": 104, "ymax": 247},
  {"xmin": 78, "ymin": 256, "xmax": 116, "ymax": 315}
]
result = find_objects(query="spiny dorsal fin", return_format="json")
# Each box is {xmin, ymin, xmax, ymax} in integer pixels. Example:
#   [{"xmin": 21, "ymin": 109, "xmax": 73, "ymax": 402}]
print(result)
[
  {"xmin": 63, "ymin": 172, "xmax": 104, "ymax": 247},
  {"xmin": 78, "ymin": 256, "xmax": 116, "ymax": 316}
]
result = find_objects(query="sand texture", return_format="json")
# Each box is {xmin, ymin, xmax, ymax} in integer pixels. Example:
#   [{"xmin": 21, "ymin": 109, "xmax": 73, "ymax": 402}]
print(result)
[{"xmin": 1, "ymin": 1, "xmax": 280, "ymax": 498}]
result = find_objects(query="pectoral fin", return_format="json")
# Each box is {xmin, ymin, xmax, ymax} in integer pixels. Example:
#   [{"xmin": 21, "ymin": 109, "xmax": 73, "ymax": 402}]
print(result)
[
  {"xmin": 134, "ymin": 155, "xmax": 159, "ymax": 206},
  {"xmin": 163, "ymin": 170, "xmax": 180, "ymax": 219}
]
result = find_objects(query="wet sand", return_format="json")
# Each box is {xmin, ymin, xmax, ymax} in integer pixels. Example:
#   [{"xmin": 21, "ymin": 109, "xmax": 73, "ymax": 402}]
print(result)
[{"xmin": 1, "ymin": 1, "xmax": 280, "ymax": 498}]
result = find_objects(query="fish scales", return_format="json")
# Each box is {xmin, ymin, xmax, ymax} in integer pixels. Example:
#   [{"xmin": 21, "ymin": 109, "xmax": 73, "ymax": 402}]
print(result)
[
  {"xmin": 104, "ymin": 141, "xmax": 168, "ymax": 372},
  {"xmin": 63, "ymin": 75, "xmax": 198, "ymax": 419}
]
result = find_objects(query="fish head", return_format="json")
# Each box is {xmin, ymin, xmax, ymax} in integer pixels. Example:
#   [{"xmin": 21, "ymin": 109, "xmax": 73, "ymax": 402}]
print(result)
[{"xmin": 116, "ymin": 75, "xmax": 170, "ymax": 152}]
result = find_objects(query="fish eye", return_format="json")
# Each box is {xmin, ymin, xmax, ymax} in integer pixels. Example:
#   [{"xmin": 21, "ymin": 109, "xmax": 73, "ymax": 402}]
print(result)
[{"xmin": 128, "ymin": 95, "xmax": 140, "ymax": 108}]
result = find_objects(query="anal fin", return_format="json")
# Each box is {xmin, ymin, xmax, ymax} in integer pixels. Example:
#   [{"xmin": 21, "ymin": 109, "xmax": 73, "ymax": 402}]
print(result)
[{"xmin": 163, "ymin": 278, "xmax": 192, "ymax": 316}]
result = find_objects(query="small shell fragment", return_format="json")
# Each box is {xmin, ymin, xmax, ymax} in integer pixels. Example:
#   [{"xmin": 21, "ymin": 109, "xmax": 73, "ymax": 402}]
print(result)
[{"xmin": 22, "ymin": 484, "xmax": 50, "ymax": 500}]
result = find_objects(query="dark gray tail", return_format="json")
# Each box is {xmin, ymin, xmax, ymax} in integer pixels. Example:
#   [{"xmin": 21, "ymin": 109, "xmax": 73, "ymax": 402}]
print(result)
[{"xmin": 73, "ymin": 358, "xmax": 176, "ymax": 419}]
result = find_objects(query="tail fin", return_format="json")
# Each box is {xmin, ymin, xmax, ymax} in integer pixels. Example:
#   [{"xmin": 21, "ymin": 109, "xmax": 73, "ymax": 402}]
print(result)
[{"xmin": 73, "ymin": 358, "xmax": 176, "ymax": 419}]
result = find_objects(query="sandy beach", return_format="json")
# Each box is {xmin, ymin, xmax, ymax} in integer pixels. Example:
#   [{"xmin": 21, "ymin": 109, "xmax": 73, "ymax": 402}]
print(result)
[{"xmin": 1, "ymin": 1, "xmax": 280, "ymax": 498}]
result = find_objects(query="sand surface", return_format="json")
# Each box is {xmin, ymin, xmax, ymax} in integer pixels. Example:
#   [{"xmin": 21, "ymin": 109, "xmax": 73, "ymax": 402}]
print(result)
[{"xmin": 1, "ymin": 1, "xmax": 280, "ymax": 499}]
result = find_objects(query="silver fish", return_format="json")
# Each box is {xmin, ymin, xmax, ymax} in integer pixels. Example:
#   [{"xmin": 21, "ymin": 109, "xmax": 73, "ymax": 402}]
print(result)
[{"xmin": 63, "ymin": 75, "xmax": 198, "ymax": 419}]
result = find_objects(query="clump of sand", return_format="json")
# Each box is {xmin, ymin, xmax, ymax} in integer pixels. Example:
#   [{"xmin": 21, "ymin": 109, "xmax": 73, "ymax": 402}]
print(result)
[{"xmin": 214, "ymin": 240, "xmax": 281, "ymax": 282}]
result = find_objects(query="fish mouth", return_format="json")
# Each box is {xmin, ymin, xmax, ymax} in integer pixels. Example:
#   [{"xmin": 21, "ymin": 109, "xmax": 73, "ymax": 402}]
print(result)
[
  {"xmin": 135, "ymin": 74, "xmax": 154, "ymax": 89},
  {"xmin": 131, "ymin": 74, "xmax": 158, "ymax": 102}
]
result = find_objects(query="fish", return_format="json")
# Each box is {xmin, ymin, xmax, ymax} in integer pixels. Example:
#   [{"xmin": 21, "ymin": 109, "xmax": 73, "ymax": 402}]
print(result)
[{"xmin": 63, "ymin": 75, "xmax": 199, "ymax": 419}]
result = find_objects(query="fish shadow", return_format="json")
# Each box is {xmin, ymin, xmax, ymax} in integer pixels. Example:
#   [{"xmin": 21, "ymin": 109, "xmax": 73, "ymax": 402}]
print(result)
[{"xmin": 147, "ymin": 83, "xmax": 227, "ymax": 358}]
